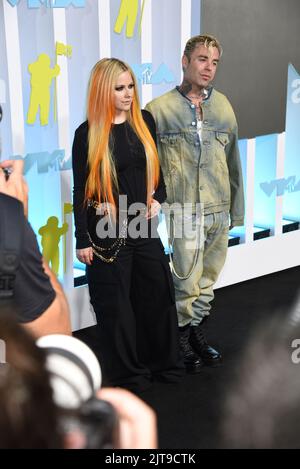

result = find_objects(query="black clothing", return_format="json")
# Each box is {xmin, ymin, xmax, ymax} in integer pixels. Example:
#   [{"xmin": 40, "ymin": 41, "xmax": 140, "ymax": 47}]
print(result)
[
  {"xmin": 72, "ymin": 110, "xmax": 183, "ymax": 391},
  {"xmin": 0, "ymin": 194, "xmax": 55, "ymax": 322},
  {"xmin": 87, "ymin": 237, "xmax": 183, "ymax": 391},
  {"xmin": 72, "ymin": 110, "xmax": 166, "ymax": 250}
]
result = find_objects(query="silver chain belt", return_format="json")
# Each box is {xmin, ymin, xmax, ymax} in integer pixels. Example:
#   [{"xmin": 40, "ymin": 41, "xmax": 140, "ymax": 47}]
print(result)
[{"xmin": 88, "ymin": 218, "xmax": 128, "ymax": 264}]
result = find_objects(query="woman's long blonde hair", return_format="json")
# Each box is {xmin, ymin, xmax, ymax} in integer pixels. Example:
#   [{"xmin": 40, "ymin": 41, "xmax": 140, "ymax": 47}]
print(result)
[{"xmin": 85, "ymin": 58, "xmax": 160, "ymax": 215}]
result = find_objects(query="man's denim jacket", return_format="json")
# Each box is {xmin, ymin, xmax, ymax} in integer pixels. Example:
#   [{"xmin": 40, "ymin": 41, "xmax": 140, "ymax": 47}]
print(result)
[{"xmin": 146, "ymin": 87, "xmax": 245, "ymax": 227}]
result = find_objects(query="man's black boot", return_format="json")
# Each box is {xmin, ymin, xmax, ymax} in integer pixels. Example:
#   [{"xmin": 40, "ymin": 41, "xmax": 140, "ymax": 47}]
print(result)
[
  {"xmin": 179, "ymin": 325, "xmax": 204, "ymax": 373},
  {"xmin": 190, "ymin": 324, "xmax": 222, "ymax": 366}
]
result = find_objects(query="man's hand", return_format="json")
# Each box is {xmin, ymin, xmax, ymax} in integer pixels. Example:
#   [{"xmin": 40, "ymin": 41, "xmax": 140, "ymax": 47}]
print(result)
[
  {"xmin": 0, "ymin": 160, "xmax": 28, "ymax": 217},
  {"xmin": 76, "ymin": 247, "xmax": 93, "ymax": 265}
]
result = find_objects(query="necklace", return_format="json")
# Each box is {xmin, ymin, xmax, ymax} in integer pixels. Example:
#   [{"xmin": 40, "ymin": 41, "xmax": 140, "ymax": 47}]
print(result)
[
  {"xmin": 188, "ymin": 98, "xmax": 203, "ymax": 120},
  {"xmin": 188, "ymin": 88, "xmax": 208, "ymax": 101}
]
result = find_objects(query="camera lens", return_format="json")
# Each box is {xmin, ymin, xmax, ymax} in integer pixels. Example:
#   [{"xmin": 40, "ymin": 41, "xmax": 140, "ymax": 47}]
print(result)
[{"xmin": 3, "ymin": 168, "xmax": 10, "ymax": 181}]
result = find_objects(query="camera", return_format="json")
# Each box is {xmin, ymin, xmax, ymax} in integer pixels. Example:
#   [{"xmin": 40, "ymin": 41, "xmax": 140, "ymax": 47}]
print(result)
[
  {"xmin": 69, "ymin": 396, "xmax": 119, "ymax": 449},
  {"xmin": 2, "ymin": 168, "xmax": 11, "ymax": 181},
  {"xmin": 36, "ymin": 334, "xmax": 119, "ymax": 449}
]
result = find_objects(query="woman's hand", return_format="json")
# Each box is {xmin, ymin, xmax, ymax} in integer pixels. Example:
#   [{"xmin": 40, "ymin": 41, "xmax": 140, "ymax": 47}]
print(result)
[
  {"xmin": 76, "ymin": 247, "xmax": 93, "ymax": 265},
  {"xmin": 146, "ymin": 199, "xmax": 161, "ymax": 219}
]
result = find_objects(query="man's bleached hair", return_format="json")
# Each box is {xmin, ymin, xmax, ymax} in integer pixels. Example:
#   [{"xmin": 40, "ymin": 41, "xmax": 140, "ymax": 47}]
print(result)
[{"xmin": 183, "ymin": 34, "xmax": 223, "ymax": 61}]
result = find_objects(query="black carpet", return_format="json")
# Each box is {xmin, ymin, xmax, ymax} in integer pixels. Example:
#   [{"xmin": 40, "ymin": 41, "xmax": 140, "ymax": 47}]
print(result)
[{"xmin": 74, "ymin": 265, "xmax": 300, "ymax": 449}]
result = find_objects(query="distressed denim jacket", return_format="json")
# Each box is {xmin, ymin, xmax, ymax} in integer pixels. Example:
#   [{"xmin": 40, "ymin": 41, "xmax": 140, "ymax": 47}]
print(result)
[{"xmin": 146, "ymin": 87, "xmax": 245, "ymax": 226}]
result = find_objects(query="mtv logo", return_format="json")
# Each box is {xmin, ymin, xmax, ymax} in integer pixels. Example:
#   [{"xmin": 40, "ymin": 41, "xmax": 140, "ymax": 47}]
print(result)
[
  {"xmin": 6, "ymin": 0, "xmax": 85, "ymax": 7},
  {"xmin": 132, "ymin": 63, "xmax": 152, "ymax": 84},
  {"xmin": 48, "ymin": 0, "xmax": 85, "ymax": 6},
  {"xmin": 260, "ymin": 176, "xmax": 300, "ymax": 197},
  {"xmin": 132, "ymin": 63, "xmax": 175, "ymax": 85},
  {"xmin": 21, "ymin": 149, "xmax": 72, "ymax": 174},
  {"xmin": 151, "ymin": 63, "xmax": 175, "ymax": 84},
  {"xmin": 6, "ymin": 0, "xmax": 20, "ymax": 5},
  {"xmin": 141, "ymin": 65, "xmax": 152, "ymax": 85}
]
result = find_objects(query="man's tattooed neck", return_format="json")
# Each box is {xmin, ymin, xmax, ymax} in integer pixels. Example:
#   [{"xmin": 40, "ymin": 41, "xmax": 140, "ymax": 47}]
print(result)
[
  {"xmin": 178, "ymin": 80, "xmax": 192, "ymax": 96},
  {"xmin": 179, "ymin": 80, "xmax": 206, "ymax": 100}
]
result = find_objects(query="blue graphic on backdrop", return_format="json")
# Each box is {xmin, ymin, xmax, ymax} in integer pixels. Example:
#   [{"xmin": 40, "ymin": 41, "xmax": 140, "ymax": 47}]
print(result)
[
  {"xmin": 24, "ymin": 150, "xmax": 71, "ymax": 173},
  {"xmin": 7, "ymin": 0, "xmax": 85, "ymax": 7},
  {"xmin": 132, "ymin": 63, "xmax": 175, "ymax": 85},
  {"xmin": 260, "ymin": 176, "xmax": 300, "ymax": 197},
  {"xmin": 8, "ymin": 150, "xmax": 71, "ymax": 174},
  {"xmin": 283, "ymin": 64, "xmax": 300, "ymax": 221}
]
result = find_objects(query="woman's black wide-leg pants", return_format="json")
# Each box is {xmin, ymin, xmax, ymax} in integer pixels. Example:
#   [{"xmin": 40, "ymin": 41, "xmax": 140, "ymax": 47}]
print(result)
[{"xmin": 86, "ymin": 236, "xmax": 184, "ymax": 392}]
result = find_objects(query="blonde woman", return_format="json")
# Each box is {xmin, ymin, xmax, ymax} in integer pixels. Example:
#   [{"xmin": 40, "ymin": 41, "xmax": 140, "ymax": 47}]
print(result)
[{"xmin": 72, "ymin": 58, "xmax": 183, "ymax": 392}]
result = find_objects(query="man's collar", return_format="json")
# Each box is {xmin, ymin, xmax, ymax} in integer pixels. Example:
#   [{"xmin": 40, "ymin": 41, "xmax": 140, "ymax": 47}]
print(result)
[{"xmin": 175, "ymin": 85, "xmax": 213, "ymax": 101}]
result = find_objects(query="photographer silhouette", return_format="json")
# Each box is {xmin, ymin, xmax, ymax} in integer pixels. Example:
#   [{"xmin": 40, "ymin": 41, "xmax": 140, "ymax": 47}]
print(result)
[
  {"xmin": 36, "ymin": 334, "xmax": 158, "ymax": 449},
  {"xmin": 0, "ymin": 313, "xmax": 157, "ymax": 449},
  {"xmin": 0, "ymin": 104, "xmax": 71, "ymax": 337},
  {"xmin": 37, "ymin": 334, "xmax": 119, "ymax": 449}
]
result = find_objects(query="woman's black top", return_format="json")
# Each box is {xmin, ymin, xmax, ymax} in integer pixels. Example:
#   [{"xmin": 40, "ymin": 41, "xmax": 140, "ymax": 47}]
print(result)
[{"xmin": 72, "ymin": 109, "xmax": 166, "ymax": 249}]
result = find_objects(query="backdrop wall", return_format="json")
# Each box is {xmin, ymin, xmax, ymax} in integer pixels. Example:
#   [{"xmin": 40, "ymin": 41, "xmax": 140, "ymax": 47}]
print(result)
[
  {"xmin": 1, "ymin": 0, "xmax": 299, "ymax": 330},
  {"xmin": 201, "ymin": 0, "xmax": 300, "ymax": 139}
]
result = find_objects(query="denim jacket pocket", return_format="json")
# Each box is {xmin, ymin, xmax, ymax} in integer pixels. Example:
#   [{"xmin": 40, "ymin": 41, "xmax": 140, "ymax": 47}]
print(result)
[
  {"xmin": 215, "ymin": 131, "xmax": 230, "ymax": 170},
  {"xmin": 159, "ymin": 134, "xmax": 182, "ymax": 170},
  {"xmin": 158, "ymin": 134, "xmax": 184, "ymax": 203},
  {"xmin": 215, "ymin": 131, "xmax": 229, "ymax": 147}
]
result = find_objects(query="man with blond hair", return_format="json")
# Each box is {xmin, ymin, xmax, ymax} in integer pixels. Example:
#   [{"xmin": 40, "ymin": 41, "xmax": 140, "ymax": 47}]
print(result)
[{"xmin": 146, "ymin": 35, "xmax": 244, "ymax": 373}]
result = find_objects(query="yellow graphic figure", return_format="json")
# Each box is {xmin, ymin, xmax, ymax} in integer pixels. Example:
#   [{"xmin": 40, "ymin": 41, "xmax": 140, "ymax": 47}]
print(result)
[
  {"xmin": 63, "ymin": 202, "xmax": 73, "ymax": 273},
  {"xmin": 27, "ymin": 53, "xmax": 60, "ymax": 126},
  {"xmin": 39, "ymin": 216, "xmax": 68, "ymax": 276},
  {"xmin": 54, "ymin": 42, "xmax": 72, "ymax": 122},
  {"xmin": 114, "ymin": 0, "xmax": 147, "ymax": 38},
  {"xmin": 56, "ymin": 42, "xmax": 72, "ymax": 58}
]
